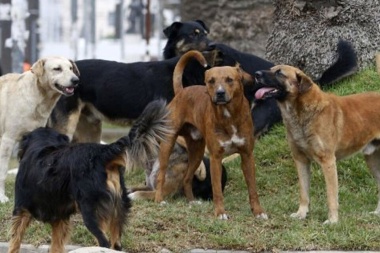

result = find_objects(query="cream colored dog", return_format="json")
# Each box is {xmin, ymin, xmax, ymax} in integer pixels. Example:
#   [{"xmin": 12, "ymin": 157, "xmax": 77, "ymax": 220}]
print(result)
[{"xmin": 0, "ymin": 56, "xmax": 79, "ymax": 203}]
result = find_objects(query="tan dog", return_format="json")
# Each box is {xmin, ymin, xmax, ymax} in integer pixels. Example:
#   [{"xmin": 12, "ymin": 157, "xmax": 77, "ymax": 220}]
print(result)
[
  {"xmin": 254, "ymin": 65, "xmax": 380, "ymax": 224},
  {"xmin": 154, "ymin": 50, "xmax": 267, "ymax": 220},
  {"xmin": 0, "ymin": 57, "xmax": 79, "ymax": 203}
]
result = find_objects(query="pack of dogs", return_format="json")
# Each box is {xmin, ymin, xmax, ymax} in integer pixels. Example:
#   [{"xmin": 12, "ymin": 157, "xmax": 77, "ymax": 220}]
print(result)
[{"xmin": 0, "ymin": 19, "xmax": 378, "ymax": 252}]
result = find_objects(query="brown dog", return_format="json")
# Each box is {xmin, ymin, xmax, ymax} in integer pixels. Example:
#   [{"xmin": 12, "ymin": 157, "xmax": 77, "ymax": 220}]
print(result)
[
  {"xmin": 254, "ymin": 65, "xmax": 380, "ymax": 224},
  {"xmin": 154, "ymin": 50, "xmax": 267, "ymax": 220}
]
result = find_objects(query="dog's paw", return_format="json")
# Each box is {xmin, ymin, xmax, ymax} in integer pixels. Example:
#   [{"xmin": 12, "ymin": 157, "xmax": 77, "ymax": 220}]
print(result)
[
  {"xmin": 160, "ymin": 201, "xmax": 168, "ymax": 206},
  {"xmin": 189, "ymin": 200, "xmax": 202, "ymax": 205},
  {"xmin": 0, "ymin": 194, "xmax": 9, "ymax": 203},
  {"xmin": 128, "ymin": 192, "xmax": 138, "ymax": 200},
  {"xmin": 323, "ymin": 219, "xmax": 338, "ymax": 225},
  {"xmin": 256, "ymin": 213, "xmax": 268, "ymax": 220},
  {"xmin": 218, "ymin": 213, "xmax": 229, "ymax": 220},
  {"xmin": 369, "ymin": 210, "xmax": 380, "ymax": 215},
  {"xmin": 290, "ymin": 211, "xmax": 307, "ymax": 220}
]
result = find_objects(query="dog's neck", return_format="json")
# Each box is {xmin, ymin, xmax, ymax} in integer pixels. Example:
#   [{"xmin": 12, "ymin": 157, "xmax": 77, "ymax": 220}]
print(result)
[
  {"xmin": 23, "ymin": 73, "xmax": 62, "ymax": 120},
  {"xmin": 279, "ymin": 84, "xmax": 327, "ymax": 124}
]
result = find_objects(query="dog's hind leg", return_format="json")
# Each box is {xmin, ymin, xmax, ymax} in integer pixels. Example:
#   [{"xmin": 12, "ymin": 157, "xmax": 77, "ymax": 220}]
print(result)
[
  {"xmin": 0, "ymin": 135, "xmax": 16, "ymax": 203},
  {"xmin": 155, "ymin": 134, "xmax": 178, "ymax": 203},
  {"xmin": 183, "ymin": 138, "xmax": 205, "ymax": 203},
  {"xmin": 50, "ymin": 219, "xmax": 71, "ymax": 253},
  {"xmin": 80, "ymin": 205, "xmax": 110, "ymax": 248},
  {"xmin": 364, "ymin": 150, "xmax": 380, "ymax": 214},
  {"xmin": 8, "ymin": 211, "xmax": 32, "ymax": 253},
  {"xmin": 109, "ymin": 214, "xmax": 123, "ymax": 250}
]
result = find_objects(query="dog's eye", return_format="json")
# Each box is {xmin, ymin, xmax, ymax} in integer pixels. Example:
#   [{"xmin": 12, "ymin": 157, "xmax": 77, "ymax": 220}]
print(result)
[
  {"xmin": 53, "ymin": 67, "xmax": 62, "ymax": 71},
  {"xmin": 226, "ymin": 77, "xmax": 233, "ymax": 84},
  {"xmin": 193, "ymin": 30, "xmax": 200, "ymax": 37},
  {"xmin": 275, "ymin": 70, "xmax": 283, "ymax": 77},
  {"xmin": 208, "ymin": 79, "xmax": 215, "ymax": 85}
]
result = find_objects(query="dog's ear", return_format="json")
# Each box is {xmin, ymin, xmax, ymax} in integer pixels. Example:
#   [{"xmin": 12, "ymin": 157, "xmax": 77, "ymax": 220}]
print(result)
[
  {"xmin": 203, "ymin": 49, "xmax": 223, "ymax": 67},
  {"xmin": 30, "ymin": 58, "xmax": 45, "ymax": 77},
  {"xmin": 295, "ymin": 71, "xmax": 313, "ymax": 94},
  {"xmin": 195, "ymin": 20, "xmax": 209, "ymax": 33},
  {"xmin": 70, "ymin": 60, "xmax": 80, "ymax": 77},
  {"xmin": 235, "ymin": 64, "xmax": 254, "ymax": 86},
  {"xmin": 163, "ymin": 22, "xmax": 182, "ymax": 38}
]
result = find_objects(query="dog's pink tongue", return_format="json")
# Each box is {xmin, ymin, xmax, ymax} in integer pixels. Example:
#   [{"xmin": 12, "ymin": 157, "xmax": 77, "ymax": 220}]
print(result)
[
  {"xmin": 255, "ymin": 88, "xmax": 273, "ymax": 100},
  {"xmin": 65, "ymin": 87, "xmax": 75, "ymax": 94}
]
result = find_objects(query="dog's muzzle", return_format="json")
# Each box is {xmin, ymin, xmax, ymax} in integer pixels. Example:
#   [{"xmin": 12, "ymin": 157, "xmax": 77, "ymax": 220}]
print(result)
[{"xmin": 213, "ymin": 89, "xmax": 229, "ymax": 105}]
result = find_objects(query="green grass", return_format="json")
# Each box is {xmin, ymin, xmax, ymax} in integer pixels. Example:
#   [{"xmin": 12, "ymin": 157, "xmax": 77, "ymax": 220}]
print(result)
[{"xmin": 1, "ymin": 67, "xmax": 380, "ymax": 252}]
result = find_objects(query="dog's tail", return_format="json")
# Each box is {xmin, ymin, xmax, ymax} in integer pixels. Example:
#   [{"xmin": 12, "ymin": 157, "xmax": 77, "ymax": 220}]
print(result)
[
  {"xmin": 173, "ymin": 50, "xmax": 208, "ymax": 94},
  {"xmin": 317, "ymin": 39, "xmax": 358, "ymax": 87},
  {"xmin": 108, "ymin": 99, "xmax": 171, "ymax": 169}
]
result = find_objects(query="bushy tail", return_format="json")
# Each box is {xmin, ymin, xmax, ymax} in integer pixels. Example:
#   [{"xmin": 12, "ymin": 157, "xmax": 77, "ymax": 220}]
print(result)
[
  {"xmin": 173, "ymin": 50, "xmax": 208, "ymax": 94},
  {"xmin": 317, "ymin": 39, "xmax": 358, "ymax": 87},
  {"xmin": 108, "ymin": 99, "xmax": 171, "ymax": 169}
]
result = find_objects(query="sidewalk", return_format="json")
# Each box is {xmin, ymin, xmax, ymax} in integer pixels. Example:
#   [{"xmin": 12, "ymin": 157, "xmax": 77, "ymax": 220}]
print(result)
[{"xmin": 0, "ymin": 242, "xmax": 378, "ymax": 253}]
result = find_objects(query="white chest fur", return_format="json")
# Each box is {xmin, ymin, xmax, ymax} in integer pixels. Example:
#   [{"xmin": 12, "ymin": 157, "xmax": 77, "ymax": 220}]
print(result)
[{"xmin": 219, "ymin": 125, "xmax": 245, "ymax": 153}]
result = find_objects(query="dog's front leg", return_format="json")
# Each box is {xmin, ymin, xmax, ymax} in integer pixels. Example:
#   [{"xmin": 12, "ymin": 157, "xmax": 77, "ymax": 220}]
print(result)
[
  {"xmin": 0, "ymin": 135, "xmax": 16, "ymax": 203},
  {"xmin": 319, "ymin": 157, "xmax": 339, "ymax": 224},
  {"xmin": 240, "ymin": 151, "xmax": 267, "ymax": 219},
  {"xmin": 290, "ymin": 157, "xmax": 311, "ymax": 220},
  {"xmin": 210, "ymin": 155, "xmax": 228, "ymax": 219}
]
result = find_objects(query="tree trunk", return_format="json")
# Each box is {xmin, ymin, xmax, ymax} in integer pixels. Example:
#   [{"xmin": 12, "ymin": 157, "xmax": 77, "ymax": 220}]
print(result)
[
  {"xmin": 209, "ymin": 0, "xmax": 274, "ymax": 58},
  {"xmin": 178, "ymin": 0, "xmax": 274, "ymax": 58},
  {"xmin": 266, "ymin": 0, "xmax": 380, "ymax": 79},
  {"xmin": 179, "ymin": 0, "xmax": 218, "ymax": 29}
]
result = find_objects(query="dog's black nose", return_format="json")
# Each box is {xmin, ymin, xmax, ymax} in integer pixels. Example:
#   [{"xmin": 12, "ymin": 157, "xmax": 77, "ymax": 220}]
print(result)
[
  {"xmin": 216, "ymin": 89, "xmax": 225, "ymax": 98},
  {"xmin": 71, "ymin": 77, "xmax": 79, "ymax": 87},
  {"xmin": 255, "ymin": 71, "xmax": 263, "ymax": 79}
]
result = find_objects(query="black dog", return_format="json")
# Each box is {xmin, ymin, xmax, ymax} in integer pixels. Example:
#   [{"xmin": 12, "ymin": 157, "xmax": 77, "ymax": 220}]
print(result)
[
  {"xmin": 163, "ymin": 20, "xmax": 211, "ymax": 60},
  {"xmin": 8, "ymin": 100, "xmax": 170, "ymax": 253}
]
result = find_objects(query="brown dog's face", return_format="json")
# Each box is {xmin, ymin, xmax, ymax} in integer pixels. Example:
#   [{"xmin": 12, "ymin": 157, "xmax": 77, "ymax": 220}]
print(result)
[
  {"xmin": 205, "ymin": 66, "xmax": 245, "ymax": 105},
  {"xmin": 253, "ymin": 65, "xmax": 314, "ymax": 101}
]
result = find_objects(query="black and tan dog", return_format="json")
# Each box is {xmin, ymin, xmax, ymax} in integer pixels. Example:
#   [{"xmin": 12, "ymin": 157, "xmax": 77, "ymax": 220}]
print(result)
[
  {"xmin": 154, "ymin": 50, "xmax": 267, "ymax": 220},
  {"xmin": 8, "ymin": 100, "xmax": 169, "ymax": 253},
  {"xmin": 254, "ymin": 65, "xmax": 380, "ymax": 224},
  {"xmin": 128, "ymin": 136, "xmax": 228, "ymax": 201},
  {"xmin": 163, "ymin": 20, "xmax": 211, "ymax": 60}
]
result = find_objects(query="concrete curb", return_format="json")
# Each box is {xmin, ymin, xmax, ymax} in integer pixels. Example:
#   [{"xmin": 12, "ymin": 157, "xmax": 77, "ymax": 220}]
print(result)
[
  {"xmin": 0, "ymin": 242, "xmax": 379, "ymax": 253},
  {"xmin": 0, "ymin": 242, "xmax": 80, "ymax": 253}
]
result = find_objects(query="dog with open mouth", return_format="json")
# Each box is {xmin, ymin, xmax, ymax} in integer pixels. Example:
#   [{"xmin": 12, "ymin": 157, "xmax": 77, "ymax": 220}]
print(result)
[
  {"xmin": 0, "ymin": 56, "xmax": 79, "ymax": 203},
  {"xmin": 254, "ymin": 64, "xmax": 380, "ymax": 223}
]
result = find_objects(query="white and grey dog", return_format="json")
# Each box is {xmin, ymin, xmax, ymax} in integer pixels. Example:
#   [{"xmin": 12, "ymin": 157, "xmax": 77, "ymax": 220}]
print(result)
[{"xmin": 0, "ymin": 56, "xmax": 79, "ymax": 203}]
